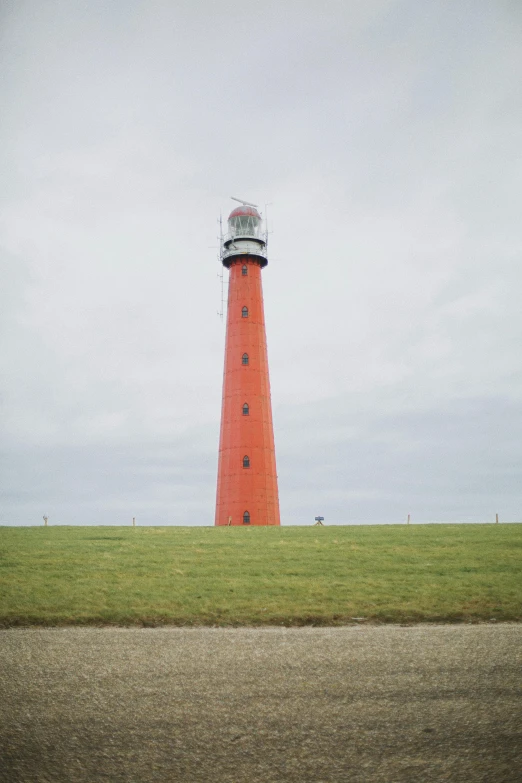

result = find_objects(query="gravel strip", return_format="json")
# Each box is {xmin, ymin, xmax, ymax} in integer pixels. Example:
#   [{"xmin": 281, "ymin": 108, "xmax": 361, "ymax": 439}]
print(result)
[{"xmin": 1, "ymin": 625, "xmax": 521, "ymax": 782}]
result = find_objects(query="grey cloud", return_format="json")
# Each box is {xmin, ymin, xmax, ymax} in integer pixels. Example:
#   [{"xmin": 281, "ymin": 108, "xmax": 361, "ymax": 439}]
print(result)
[
  {"xmin": 277, "ymin": 395, "xmax": 522, "ymax": 524},
  {"xmin": 1, "ymin": 0, "xmax": 521, "ymax": 525}
]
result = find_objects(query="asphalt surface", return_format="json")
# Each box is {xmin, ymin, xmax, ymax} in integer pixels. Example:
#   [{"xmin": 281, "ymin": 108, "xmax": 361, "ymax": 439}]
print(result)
[{"xmin": 0, "ymin": 625, "xmax": 520, "ymax": 782}]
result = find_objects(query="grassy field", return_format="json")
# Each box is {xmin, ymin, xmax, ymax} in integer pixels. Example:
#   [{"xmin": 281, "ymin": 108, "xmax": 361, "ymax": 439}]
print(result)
[{"xmin": 0, "ymin": 524, "xmax": 520, "ymax": 626}]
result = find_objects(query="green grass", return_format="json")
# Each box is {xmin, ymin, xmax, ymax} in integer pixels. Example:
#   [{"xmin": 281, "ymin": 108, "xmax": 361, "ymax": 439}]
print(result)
[{"xmin": 0, "ymin": 524, "xmax": 520, "ymax": 626}]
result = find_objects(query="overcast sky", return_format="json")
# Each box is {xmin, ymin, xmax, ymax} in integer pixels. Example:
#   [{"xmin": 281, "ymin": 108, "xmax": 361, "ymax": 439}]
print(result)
[{"xmin": 1, "ymin": 0, "xmax": 521, "ymax": 526}]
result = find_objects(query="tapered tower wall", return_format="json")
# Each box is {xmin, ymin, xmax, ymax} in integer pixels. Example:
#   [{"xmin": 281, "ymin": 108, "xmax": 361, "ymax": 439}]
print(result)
[{"xmin": 215, "ymin": 257, "xmax": 280, "ymax": 526}]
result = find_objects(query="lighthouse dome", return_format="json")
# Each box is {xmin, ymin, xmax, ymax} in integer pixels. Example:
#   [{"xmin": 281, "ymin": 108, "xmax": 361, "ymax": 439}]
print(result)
[
  {"xmin": 228, "ymin": 205, "xmax": 262, "ymax": 238},
  {"xmin": 228, "ymin": 205, "xmax": 261, "ymax": 220}
]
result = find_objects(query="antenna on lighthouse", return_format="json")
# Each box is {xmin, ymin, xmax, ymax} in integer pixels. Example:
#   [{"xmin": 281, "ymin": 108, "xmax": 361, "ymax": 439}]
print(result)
[{"xmin": 231, "ymin": 196, "xmax": 259, "ymax": 208}]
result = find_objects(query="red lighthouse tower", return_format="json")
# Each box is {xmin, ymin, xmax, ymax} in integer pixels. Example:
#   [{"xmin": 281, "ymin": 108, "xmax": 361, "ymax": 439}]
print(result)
[{"xmin": 215, "ymin": 201, "xmax": 280, "ymax": 526}]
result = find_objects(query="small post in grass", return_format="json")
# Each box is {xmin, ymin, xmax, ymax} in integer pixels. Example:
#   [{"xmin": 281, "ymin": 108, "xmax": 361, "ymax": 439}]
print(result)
[
  {"xmin": 407, "ymin": 514, "xmax": 410, "ymax": 525},
  {"xmin": 496, "ymin": 513, "xmax": 499, "ymax": 524},
  {"xmin": 43, "ymin": 515, "xmax": 48, "ymax": 527},
  {"xmin": 132, "ymin": 517, "xmax": 136, "ymax": 527}
]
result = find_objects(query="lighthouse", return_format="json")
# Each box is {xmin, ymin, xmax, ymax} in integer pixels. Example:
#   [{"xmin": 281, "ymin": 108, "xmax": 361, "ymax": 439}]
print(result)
[{"xmin": 215, "ymin": 201, "xmax": 280, "ymax": 526}]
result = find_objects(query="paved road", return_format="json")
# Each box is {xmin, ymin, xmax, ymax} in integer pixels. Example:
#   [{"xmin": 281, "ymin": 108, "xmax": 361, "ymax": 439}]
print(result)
[{"xmin": 0, "ymin": 625, "xmax": 520, "ymax": 782}]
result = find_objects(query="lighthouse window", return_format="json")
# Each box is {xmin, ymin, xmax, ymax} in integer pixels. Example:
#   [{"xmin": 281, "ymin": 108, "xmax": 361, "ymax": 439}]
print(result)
[
  {"xmin": 243, "ymin": 511, "xmax": 250, "ymax": 525},
  {"xmin": 242, "ymin": 353, "xmax": 249, "ymax": 365},
  {"xmin": 242, "ymin": 265, "xmax": 248, "ymax": 276},
  {"xmin": 242, "ymin": 306, "xmax": 248, "ymax": 318},
  {"xmin": 242, "ymin": 403, "xmax": 249, "ymax": 416},
  {"xmin": 243, "ymin": 455, "xmax": 250, "ymax": 468}
]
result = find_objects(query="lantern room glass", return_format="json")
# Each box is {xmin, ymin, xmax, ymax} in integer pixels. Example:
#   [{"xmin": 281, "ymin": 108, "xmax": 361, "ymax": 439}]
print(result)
[{"xmin": 228, "ymin": 213, "xmax": 261, "ymax": 238}]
